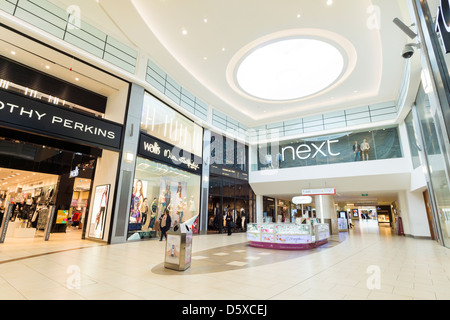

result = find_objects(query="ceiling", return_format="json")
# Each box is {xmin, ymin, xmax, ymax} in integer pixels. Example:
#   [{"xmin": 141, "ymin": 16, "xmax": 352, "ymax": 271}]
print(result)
[{"xmin": 40, "ymin": 0, "xmax": 415, "ymax": 127}]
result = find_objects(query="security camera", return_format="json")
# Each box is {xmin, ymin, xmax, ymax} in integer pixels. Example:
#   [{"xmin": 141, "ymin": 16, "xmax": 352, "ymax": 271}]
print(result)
[{"xmin": 402, "ymin": 43, "xmax": 420, "ymax": 59}]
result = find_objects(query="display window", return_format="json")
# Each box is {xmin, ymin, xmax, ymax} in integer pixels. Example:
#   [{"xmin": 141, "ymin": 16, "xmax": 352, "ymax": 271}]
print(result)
[
  {"xmin": 140, "ymin": 93, "xmax": 203, "ymax": 157},
  {"xmin": 257, "ymin": 126, "xmax": 402, "ymax": 170},
  {"xmin": 0, "ymin": 138, "xmax": 97, "ymax": 241},
  {"xmin": 128, "ymin": 157, "xmax": 201, "ymax": 239}
]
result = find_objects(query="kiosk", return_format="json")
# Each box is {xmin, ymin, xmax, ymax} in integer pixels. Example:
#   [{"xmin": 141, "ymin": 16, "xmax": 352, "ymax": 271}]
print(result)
[{"xmin": 247, "ymin": 219, "xmax": 330, "ymax": 250}]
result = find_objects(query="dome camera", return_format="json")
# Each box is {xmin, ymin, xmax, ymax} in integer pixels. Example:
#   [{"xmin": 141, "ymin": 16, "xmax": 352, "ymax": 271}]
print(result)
[{"xmin": 402, "ymin": 43, "xmax": 420, "ymax": 59}]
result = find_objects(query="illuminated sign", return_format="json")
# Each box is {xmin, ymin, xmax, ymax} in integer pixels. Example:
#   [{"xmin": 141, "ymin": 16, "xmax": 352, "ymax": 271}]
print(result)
[
  {"xmin": 281, "ymin": 139, "xmax": 340, "ymax": 161},
  {"xmin": 302, "ymin": 188, "xmax": 336, "ymax": 196},
  {"xmin": 292, "ymin": 196, "xmax": 313, "ymax": 205}
]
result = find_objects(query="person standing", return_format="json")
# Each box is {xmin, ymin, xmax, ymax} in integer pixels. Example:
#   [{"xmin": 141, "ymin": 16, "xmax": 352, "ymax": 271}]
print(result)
[
  {"xmin": 226, "ymin": 210, "xmax": 233, "ymax": 236},
  {"xmin": 159, "ymin": 209, "xmax": 172, "ymax": 241}
]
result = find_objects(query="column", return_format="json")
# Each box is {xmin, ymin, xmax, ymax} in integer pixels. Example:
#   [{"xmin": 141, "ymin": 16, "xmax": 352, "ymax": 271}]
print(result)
[
  {"xmin": 199, "ymin": 129, "xmax": 211, "ymax": 235},
  {"xmin": 255, "ymin": 195, "xmax": 264, "ymax": 223},
  {"xmin": 315, "ymin": 195, "xmax": 338, "ymax": 235},
  {"xmin": 108, "ymin": 83, "xmax": 145, "ymax": 244}
]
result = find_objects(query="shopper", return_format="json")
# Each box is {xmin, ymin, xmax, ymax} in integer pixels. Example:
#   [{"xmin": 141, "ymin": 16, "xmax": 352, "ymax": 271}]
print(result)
[
  {"xmin": 226, "ymin": 211, "xmax": 233, "ymax": 236},
  {"xmin": 159, "ymin": 209, "xmax": 172, "ymax": 241}
]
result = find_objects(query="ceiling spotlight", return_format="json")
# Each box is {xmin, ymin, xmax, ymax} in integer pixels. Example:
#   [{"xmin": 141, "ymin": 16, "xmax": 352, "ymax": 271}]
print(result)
[
  {"xmin": 11, "ymin": 51, "xmax": 16, "ymax": 55},
  {"xmin": 182, "ymin": 28, "xmax": 188, "ymax": 35},
  {"xmin": 327, "ymin": 0, "xmax": 333, "ymax": 5}
]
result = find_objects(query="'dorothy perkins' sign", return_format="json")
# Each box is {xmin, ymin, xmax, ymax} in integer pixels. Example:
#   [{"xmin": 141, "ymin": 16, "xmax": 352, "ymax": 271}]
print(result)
[{"xmin": 0, "ymin": 90, "xmax": 122, "ymax": 150}]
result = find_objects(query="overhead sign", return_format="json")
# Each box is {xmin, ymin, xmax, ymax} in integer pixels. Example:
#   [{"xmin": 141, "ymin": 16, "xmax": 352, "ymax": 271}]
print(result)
[
  {"xmin": 138, "ymin": 132, "xmax": 202, "ymax": 174},
  {"xmin": 0, "ymin": 90, "xmax": 122, "ymax": 150},
  {"xmin": 292, "ymin": 196, "xmax": 313, "ymax": 205},
  {"xmin": 302, "ymin": 188, "xmax": 336, "ymax": 196}
]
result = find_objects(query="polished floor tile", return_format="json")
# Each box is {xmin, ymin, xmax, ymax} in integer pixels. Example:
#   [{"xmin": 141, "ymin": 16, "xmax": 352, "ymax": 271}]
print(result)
[{"xmin": 1, "ymin": 220, "xmax": 450, "ymax": 300}]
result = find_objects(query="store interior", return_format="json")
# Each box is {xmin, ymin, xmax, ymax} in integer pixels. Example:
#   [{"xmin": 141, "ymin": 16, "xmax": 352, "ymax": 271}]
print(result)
[
  {"xmin": 0, "ymin": 135, "xmax": 98, "ymax": 241},
  {"xmin": 0, "ymin": 168, "xmax": 93, "ymax": 240}
]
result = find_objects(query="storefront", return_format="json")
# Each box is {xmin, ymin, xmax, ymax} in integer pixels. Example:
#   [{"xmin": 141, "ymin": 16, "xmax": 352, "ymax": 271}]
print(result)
[
  {"xmin": 126, "ymin": 92, "xmax": 203, "ymax": 240},
  {"xmin": 408, "ymin": 0, "xmax": 450, "ymax": 248},
  {"xmin": 257, "ymin": 126, "xmax": 403, "ymax": 170},
  {"xmin": 0, "ymin": 58, "xmax": 123, "ymax": 242},
  {"xmin": 207, "ymin": 131, "xmax": 254, "ymax": 233}
]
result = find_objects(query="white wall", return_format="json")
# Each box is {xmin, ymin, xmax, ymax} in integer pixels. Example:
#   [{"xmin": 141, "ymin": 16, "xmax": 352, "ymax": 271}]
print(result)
[{"xmin": 398, "ymin": 190, "xmax": 430, "ymax": 238}]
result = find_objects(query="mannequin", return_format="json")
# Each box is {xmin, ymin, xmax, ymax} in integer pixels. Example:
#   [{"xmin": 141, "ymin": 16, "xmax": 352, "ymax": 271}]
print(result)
[{"xmin": 149, "ymin": 197, "xmax": 157, "ymax": 229}]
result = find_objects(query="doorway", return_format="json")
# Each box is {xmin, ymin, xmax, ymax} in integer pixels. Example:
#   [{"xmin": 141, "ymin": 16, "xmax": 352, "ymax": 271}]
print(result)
[{"xmin": 0, "ymin": 138, "xmax": 97, "ymax": 242}]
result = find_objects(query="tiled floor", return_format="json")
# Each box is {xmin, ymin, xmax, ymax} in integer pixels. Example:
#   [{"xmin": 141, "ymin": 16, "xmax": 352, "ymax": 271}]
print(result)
[{"xmin": 1, "ymin": 220, "xmax": 450, "ymax": 300}]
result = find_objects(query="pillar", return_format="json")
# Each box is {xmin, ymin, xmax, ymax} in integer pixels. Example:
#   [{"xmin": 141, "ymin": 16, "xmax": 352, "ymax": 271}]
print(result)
[
  {"xmin": 256, "ymin": 195, "xmax": 264, "ymax": 223},
  {"xmin": 108, "ymin": 83, "xmax": 145, "ymax": 244},
  {"xmin": 315, "ymin": 195, "xmax": 338, "ymax": 235},
  {"xmin": 199, "ymin": 129, "xmax": 211, "ymax": 235}
]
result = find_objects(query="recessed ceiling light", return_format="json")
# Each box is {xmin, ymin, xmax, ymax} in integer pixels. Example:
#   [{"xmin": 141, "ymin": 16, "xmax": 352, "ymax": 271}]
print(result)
[
  {"xmin": 236, "ymin": 38, "xmax": 344, "ymax": 101},
  {"xmin": 75, "ymin": 77, "xmax": 80, "ymax": 81},
  {"xmin": 203, "ymin": 18, "xmax": 208, "ymax": 23},
  {"xmin": 327, "ymin": 0, "xmax": 333, "ymax": 5},
  {"xmin": 182, "ymin": 28, "xmax": 188, "ymax": 35},
  {"xmin": 297, "ymin": 14, "xmax": 301, "ymax": 18},
  {"xmin": 45, "ymin": 65, "xmax": 50, "ymax": 69},
  {"xmin": 11, "ymin": 51, "xmax": 16, "ymax": 55}
]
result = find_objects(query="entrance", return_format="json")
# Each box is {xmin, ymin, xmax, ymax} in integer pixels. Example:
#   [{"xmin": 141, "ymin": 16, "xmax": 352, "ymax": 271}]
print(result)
[{"xmin": 0, "ymin": 137, "xmax": 97, "ymax": 242}]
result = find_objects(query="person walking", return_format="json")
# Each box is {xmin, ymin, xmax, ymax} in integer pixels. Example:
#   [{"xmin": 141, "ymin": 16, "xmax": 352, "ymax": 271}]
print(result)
[
  {"xmin": 226, "ymin": 210, "xmax": 233, "ymax": 236},
  {"xmin": 159, "ymin": 209, "xmax": 172, "ymax": 241}
]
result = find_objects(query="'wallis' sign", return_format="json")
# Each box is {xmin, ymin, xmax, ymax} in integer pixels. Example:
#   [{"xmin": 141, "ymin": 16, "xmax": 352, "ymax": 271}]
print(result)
[
  {"xmin": 0, "ymin": 90, "xmax": 122, "ymax": 150},
  {"xmin": 436, "ymin": 0, "xmax": 450, "ymax": 53},
  {"xmin": 138, "ymin": 133, "xmax": 202, "ymax": 174}
]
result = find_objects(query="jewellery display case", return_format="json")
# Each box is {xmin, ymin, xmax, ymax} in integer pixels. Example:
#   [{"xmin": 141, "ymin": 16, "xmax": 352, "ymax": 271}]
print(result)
[{"xmin": 247, "ymin": 221, "xmax": 330, "ymax": 250}]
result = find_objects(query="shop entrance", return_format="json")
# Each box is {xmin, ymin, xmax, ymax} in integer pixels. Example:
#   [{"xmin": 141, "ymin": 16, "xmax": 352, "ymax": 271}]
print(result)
[{"xmin": 0, "ymin": 136, "xmax": 98, "ymax": 242}]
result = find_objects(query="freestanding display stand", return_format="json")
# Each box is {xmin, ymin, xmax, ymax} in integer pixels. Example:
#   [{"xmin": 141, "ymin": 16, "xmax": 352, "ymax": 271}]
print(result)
[{"xmin": 164, "ymin": 224, "xmax": 193, "ymax": 271}]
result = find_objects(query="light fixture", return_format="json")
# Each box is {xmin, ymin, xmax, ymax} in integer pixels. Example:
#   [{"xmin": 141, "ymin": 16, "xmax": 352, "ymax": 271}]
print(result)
[
  {"xmin": 10, "ymin": 51, "xmax": 16, "ymax": 55},
  {"xmin": 236, "ymin": 38, "xmax": 344, "ymax": 101},
  {"xmin": 125, "ymin": 152, "xmax": 134, "ymax": 163},
  {"xmin": 327, "ymin": 0, "xmax": 333, "ymax": 5},
  {"xmin": 182, "ymin": 28, "xmax": 188, "ymax": 35}
]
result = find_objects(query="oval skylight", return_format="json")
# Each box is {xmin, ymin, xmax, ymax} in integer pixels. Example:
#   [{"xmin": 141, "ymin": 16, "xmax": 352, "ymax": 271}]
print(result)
[{"xmin": 236, "ymin": 38, "xmax": 345, "ymax": 101}]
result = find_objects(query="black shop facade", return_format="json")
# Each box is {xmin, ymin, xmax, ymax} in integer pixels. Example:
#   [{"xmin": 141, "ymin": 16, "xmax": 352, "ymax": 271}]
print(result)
[{"xmin": 0, "ymin": 65, "xmax": 123, "ymax": 243}]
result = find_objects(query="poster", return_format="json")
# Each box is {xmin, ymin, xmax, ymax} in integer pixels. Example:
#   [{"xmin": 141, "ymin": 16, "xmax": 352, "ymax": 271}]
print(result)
[
  {"xmin": 160, "ymin": 177, "xmax": 187, "ymax": 227},
  {"xmin": 129, "ymin": 179, "xmax": 148, "ymax": 225},
  {"xmin": 165, "ymin": 234, "xmax": 181, "ymax": 264},
  {"xmin": 88, "ymin": 184, "xmax": 110, "ymax": 239}
]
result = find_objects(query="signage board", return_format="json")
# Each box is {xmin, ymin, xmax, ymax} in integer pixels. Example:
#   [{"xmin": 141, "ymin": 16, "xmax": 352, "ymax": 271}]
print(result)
[
  {"xmin": 138, "ymin": 132, "xmax": 202, "ymax": 174},
  {"xmin": 302, "ymin": 188, "xmax": 336, "ymax": 196},
  {"xmin": 0, "ymin": 90, "xmax": 122, "ymax": 150},
  {"xmin": 436, "ymin": 0, "xmax": 450, "ymax": 53},
  {"xmin": 292, "ymin": 196, "xmax": 313, "ymax": 205}
]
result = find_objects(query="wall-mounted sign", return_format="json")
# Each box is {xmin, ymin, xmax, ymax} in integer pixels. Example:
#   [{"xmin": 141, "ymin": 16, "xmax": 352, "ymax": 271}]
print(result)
[
  {"xmin": 436, "ymin": 0, "xmax": 450, "ymax": 53},
  {"xmin": 281, "ymin": 140, "xmax": 340, "ymax": 161},
  {"xmin": 302, "ymin": 188, "xmax": 336, "ymax": 196},
  {"xmin": 0, "ymin": 90, "xmax": 122, "ymax": 150},
  {"xmin": 138, "ymin": 132, "xmax": 202, "ymax": 174},
  {"xmin": 292, "ymin": 196, "xmax": 313, "ymax": 205}
]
